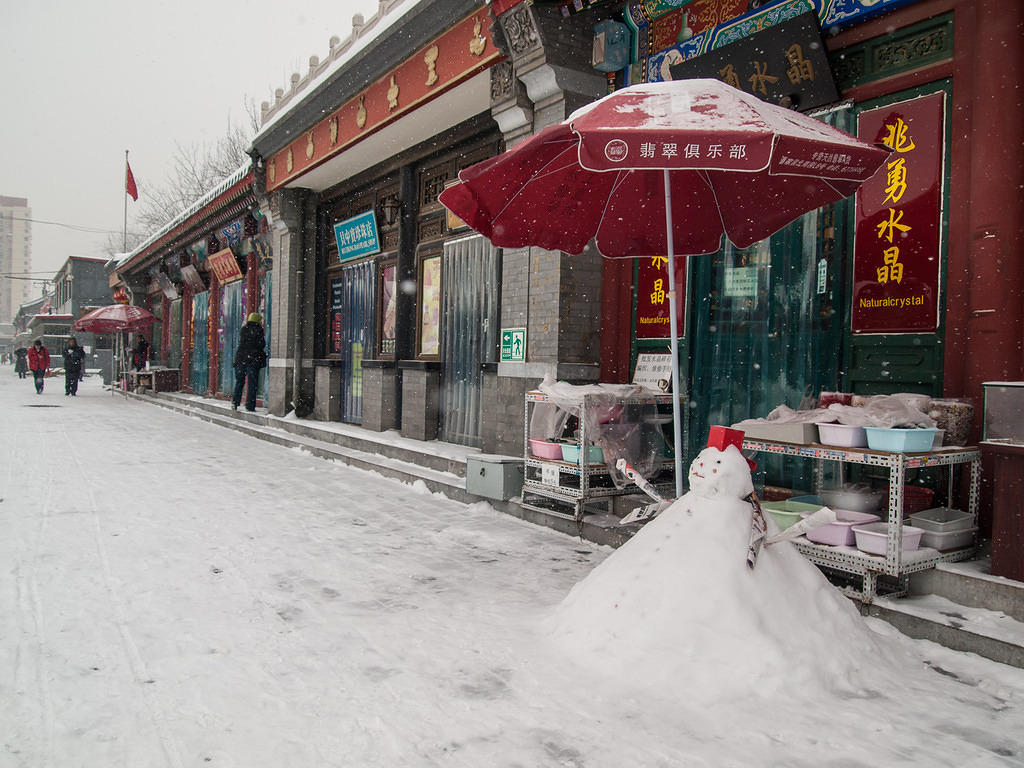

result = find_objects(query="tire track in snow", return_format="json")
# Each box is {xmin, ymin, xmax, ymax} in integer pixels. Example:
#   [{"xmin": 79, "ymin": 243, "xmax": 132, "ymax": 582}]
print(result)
[
  {"xmin": 58, "ymin": 416, "xmax": 185, "ymax": 768},
  {"xmin": 12, "ymin": 446, "xmax": 56, "ymax": 767}
]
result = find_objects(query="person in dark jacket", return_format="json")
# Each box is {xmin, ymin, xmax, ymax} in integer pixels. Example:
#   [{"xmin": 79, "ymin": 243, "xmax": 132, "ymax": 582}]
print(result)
[
  {"xmin": 14, "ymin": 346, "xmax": 29, "ymax": 378},
  {"xmin": 27, "ymin": 339, "xmax": 50, "ymax": 394},
  {"xmin": 232, "ymin": 312, "xmax": 268, "ymax": 412},
  {"xmin": 132, "ymin": 335, "xmax": 150, "ymax": 371},
  {"xmin": 63, "ymin": 337, "xmax": 86, "ymax": 396}
]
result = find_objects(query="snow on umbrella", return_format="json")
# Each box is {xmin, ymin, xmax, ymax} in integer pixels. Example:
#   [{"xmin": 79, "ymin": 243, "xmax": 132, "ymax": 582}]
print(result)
[
  {"xmin": 439, "ymin": 78, "xmax": 892, "ymax": 496},
  {"xmin": 73, "ymin": 303, "xmax": 157, "ymax": 334}
]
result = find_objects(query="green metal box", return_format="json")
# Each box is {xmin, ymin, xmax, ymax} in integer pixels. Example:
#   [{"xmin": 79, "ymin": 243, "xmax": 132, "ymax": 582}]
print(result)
[{"xmin": 466, "ymin": 455, "xmax": 524, "ymax": 501}]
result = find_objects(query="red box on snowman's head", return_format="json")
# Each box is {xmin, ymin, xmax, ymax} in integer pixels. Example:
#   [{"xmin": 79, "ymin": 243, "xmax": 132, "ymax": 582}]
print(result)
[{"xmin": 706, "ymin": 426, "xmax": 756, "ymax": 471}]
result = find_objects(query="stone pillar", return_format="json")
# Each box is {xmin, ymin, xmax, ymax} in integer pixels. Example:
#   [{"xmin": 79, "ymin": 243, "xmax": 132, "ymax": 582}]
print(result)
[
  {"xmin": 399, "ymin": 361, "xmax": 440, "ymax": 441},
  {"xmin": 262, "ymin": 187, "xmax": 310, "ymax": 416},
  {"xmin": 313, "ymin": 359, "xmax": 342, "ymax": 421},
  {"xmin": 478, "ymin": 1, "xmax": 606, "ymax": 457},
  {"xmin": 362, "ymin": 360, "xmax": 399, "ymax": 432}
]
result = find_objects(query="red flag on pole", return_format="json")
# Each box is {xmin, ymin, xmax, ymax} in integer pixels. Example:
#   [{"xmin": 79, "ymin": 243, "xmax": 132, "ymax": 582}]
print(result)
[{"xmin": 125, "ymin": 160, "xmax": 138, "ymax": 201}]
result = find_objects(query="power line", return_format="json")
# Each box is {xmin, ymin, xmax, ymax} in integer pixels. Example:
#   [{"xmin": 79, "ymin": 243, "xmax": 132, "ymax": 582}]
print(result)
[
  {"xmin": 0, "ymin": 274, "xmax": 60, "ymax": 281},
  {"xmin": 3, "ymin": 214, "xmax": 143, "ymax": 237}
]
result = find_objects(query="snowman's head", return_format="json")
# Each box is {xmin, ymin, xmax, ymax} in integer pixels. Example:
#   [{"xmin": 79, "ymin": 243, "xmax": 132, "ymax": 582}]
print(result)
[{"xmin": 687, "ymin": 444, "xmax": 754, "ymax": 500}]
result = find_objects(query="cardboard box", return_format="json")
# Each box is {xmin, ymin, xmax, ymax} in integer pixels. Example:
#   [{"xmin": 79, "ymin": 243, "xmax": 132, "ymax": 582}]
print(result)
[{"xmin": 732, "ymin": 422, "xmax": 818, "ymax": 444}]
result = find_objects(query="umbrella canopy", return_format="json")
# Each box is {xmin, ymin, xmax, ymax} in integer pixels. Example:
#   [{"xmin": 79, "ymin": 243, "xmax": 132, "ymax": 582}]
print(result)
[
  {"xmin": 439, "ymin": 79, "xmax": 891, "ymax": 496},
  {"xmin": 73, "ymin": 304, "xmax": 157, "ymax": 334},
  {"xmin": 440, "ymin": 79, "xmax": 890, "ymax": 258}
]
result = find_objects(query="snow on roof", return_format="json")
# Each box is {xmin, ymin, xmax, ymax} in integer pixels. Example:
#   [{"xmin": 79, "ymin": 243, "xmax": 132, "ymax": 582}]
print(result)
[{"xmin": 254, "ymin": 0, "xmax": 424, "ymax": 139}]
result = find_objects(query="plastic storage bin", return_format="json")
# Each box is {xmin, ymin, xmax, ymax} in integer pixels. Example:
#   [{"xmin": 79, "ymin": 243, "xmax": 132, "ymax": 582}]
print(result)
[
  {"xmin": 528, "ymin": 438, "xmax": 565, "ymax": 460},
  {"xmin": 815, "ymin": 423, "xmax": 868, "ymax": 448},
  {"xmin": 919, "ymin": 527, "xmax": 976, "ymax": 551},
  {"xmin": 560, "ymin": 443, "xmax": 604, "ymax": 464},
  {"xmin": 851, "ymin": 522, "xmax": 925, "ymax": 554},
  {"xmin": 803, "ymin": 509, "xmax": 881, "ymax": 546},
  {"xmin": 908, "ymin": 507, "xmax": 973, "ymax": 533},
  {"xmin": 762, "ymin": 500, "xmax": 822, "ymax": 530},
  {"xmin": 864, "ymin": 427, "xmax": 939, "ymax": 452}
]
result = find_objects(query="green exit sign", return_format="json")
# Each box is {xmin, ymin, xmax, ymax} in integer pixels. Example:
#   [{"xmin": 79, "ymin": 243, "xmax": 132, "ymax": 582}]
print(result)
[{"xmin": 500, "ymin": 328, "xmax": 526, "ymax": 362}]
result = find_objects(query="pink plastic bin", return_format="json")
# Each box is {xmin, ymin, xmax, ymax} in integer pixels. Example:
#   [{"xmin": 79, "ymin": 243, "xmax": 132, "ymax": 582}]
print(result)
[
  {"xmin": 528, "ymin": 439, "xmax": 565, "ymax": 460},
  {"xmin": 803, "ymin": 510, "xmax": 881, "ymax": 546}
]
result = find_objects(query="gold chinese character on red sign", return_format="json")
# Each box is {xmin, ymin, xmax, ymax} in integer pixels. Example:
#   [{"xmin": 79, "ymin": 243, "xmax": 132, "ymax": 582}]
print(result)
[
  {"xmin": 785, "ymin": 44, "xmax": 814, "ymax": 84},
  {"xmin": 876, "ymin": 246, "xmax": 903, "ymax": 284}
]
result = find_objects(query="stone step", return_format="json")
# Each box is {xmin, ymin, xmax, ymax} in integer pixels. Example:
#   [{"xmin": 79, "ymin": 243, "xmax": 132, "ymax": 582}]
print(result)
[
  {"xmin": 862, "ymin": 555, "xmax": 1024, "ymax": 669},
  {"xmin": 910, "ymin": 557, "xmax": 1024, "ymax": 623},
  {"xmin": 865, "ymin": 594, "xmax": 1024, "ymax": 669},
  {"xmin": 149, "ymin": 391, "xmax": 472, "ymax": 477}
]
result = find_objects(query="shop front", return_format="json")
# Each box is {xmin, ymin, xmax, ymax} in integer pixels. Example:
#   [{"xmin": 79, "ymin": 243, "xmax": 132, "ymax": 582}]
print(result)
[
  {"xmin": 566, "ymin": 0, "xmax": 1023, "ymax": 489},
  {"xmin": 118, "ymin": 168, "xmax": 273, "ymax": 404},
  {"xmin": 253, "ymin": 1, "xmax": 514, "ymax": 448}
]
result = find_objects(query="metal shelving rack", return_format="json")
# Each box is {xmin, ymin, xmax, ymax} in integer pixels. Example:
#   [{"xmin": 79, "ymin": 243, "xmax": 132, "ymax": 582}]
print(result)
[
  {"xmin": 743, "ymin": 438, "xmax": 982, "ymax": 601},
  {"xmin": 521, "ymin": 391, "xmax": 675, "ymax": 523}
]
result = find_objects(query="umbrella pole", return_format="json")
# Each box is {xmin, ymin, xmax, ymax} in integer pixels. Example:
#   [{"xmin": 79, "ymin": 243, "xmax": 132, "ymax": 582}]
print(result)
[{"xmin": 663, "ymin": 170, "xmax": 685, "ymax": 498}]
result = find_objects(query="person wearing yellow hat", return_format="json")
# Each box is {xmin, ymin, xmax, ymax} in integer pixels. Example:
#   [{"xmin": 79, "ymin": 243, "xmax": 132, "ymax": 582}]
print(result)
[{"xmin": 232, "ymin": 312, "xmax": 267, "ymax": 411}]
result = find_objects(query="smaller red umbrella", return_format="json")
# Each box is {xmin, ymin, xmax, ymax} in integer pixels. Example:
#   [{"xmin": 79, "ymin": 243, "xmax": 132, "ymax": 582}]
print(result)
[
  {"xmin": 73, "ymin": 304, "xmax": 157, "ymax": 397},
  {"xmin": 73, "ymin": 304, "xmax": 157, "ymax": 334}
]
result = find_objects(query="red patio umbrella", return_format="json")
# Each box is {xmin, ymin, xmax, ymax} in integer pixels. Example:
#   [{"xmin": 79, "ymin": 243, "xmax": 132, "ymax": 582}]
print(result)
[
  {"xmin": 439, "ymin": 79, "xmax": 891, "ymax": 495},
  {"xmin": 73, "ymin": 303, "xmax": 157, "ymax": 333},
  {"xmin": 73, "ymin": 304, "xmax": 158, "ymax": 396}
]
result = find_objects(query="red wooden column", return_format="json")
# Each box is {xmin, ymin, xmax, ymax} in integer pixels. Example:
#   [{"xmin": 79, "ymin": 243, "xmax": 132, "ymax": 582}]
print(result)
[{"xmin": 944, "ymin": 0, "xmax": 1024, "ymax": 423}]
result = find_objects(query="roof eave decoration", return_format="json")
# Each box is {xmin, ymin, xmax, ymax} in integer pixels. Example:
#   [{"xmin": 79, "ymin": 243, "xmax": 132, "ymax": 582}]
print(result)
[{"xmin": 265, "ymin": 10, "xmax": 501, "ymax": 192}]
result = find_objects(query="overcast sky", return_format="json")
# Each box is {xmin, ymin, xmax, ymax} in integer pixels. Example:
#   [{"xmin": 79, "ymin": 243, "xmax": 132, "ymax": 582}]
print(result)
[{"xmin": 1, "ymin": 0, "xmax": 381, "ymax": 288}]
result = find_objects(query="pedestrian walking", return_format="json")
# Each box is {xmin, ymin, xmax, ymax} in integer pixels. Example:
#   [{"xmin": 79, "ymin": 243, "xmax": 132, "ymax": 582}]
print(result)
[
  {"xmin": 132, "ymin": 334, "xmax": 150, "ymax": 371},
  {"xmin": 63, "ymin": 337, "xmax": 86, "ymax": 396},
  {"xmin": 14, "ymin": 347, "xmax": 29, "ymax": 379},
  {"xmin": 27, "ymin": 339, "xmax": 50, "ymax": 394},
  {"xmin": 232, "ymin": 312, "xmax": 267, "ymax": 412}
]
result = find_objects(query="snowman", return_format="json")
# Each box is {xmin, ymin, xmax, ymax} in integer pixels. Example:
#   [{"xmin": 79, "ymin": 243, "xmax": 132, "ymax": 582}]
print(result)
[{"xmin": 547, "ymin": 427, "xmax": 895, "ymax": 701}]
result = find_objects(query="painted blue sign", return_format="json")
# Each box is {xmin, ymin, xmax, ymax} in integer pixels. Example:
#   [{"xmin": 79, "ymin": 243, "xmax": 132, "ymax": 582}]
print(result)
[{"xmin": 333, "ymin": 210, "xmax": 380, "ymax": 263}]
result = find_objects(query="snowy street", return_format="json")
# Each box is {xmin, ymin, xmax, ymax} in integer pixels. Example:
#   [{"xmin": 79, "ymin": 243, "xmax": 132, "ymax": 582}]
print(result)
[{"xmin": 3, "ymin": 368, "xmax": 1024, "ymax": 768}]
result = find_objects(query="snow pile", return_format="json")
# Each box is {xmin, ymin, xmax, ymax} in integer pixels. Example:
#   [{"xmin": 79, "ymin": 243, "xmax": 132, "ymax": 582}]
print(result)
[{"xmin": 547, "ymin": 444, "xmax": 899, "ymax": 702}]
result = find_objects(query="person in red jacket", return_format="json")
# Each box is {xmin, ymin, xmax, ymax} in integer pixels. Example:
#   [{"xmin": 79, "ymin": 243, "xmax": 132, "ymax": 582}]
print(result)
[{"xmin": 27, "ymin": 338, "xmax": 50, "ymax": 394}]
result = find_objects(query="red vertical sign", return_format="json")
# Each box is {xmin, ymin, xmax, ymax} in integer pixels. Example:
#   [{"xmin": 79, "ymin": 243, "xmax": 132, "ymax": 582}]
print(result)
[
  {"xmin": 636, "ymin": 255, "xmax": 687, "ymax": 339},
  {"xmin": 852, "ymin": 92, "xmax": 945, "ymax": 333}
]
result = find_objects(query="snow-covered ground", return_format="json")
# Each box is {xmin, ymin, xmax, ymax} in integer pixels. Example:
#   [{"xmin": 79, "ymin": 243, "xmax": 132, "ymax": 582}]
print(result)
[{"xmin": 2, "ymin": 367, "xmax": 1023, "ymax": 768}]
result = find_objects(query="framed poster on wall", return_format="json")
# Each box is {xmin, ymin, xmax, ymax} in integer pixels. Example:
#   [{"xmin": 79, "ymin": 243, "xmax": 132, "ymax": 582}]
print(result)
[
  {"xmin": 418, "ymin": 254, "xmax": 441, "ymax": 358},
  {"xmin": 378, "ymin": 260, "xmax": 397, "ymax": 358}
]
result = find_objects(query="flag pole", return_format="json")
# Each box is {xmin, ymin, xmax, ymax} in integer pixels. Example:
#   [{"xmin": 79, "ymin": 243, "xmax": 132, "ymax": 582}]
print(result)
[{"xmin": 123, "ymin": 150, "xmax": 129, "ymax": 252}]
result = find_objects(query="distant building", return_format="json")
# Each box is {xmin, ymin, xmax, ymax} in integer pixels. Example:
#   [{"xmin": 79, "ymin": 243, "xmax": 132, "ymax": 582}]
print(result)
[
  {"xmin": 0, "ymin": 196, "xmax": 33, "ymax": 324},
  {"xmin": 0, "ymin": 321, "xmax": 14, "ymax": 359},
  {"xmin": 53, "ymin": 255, "xmax": 111, "ymax": 319}
]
